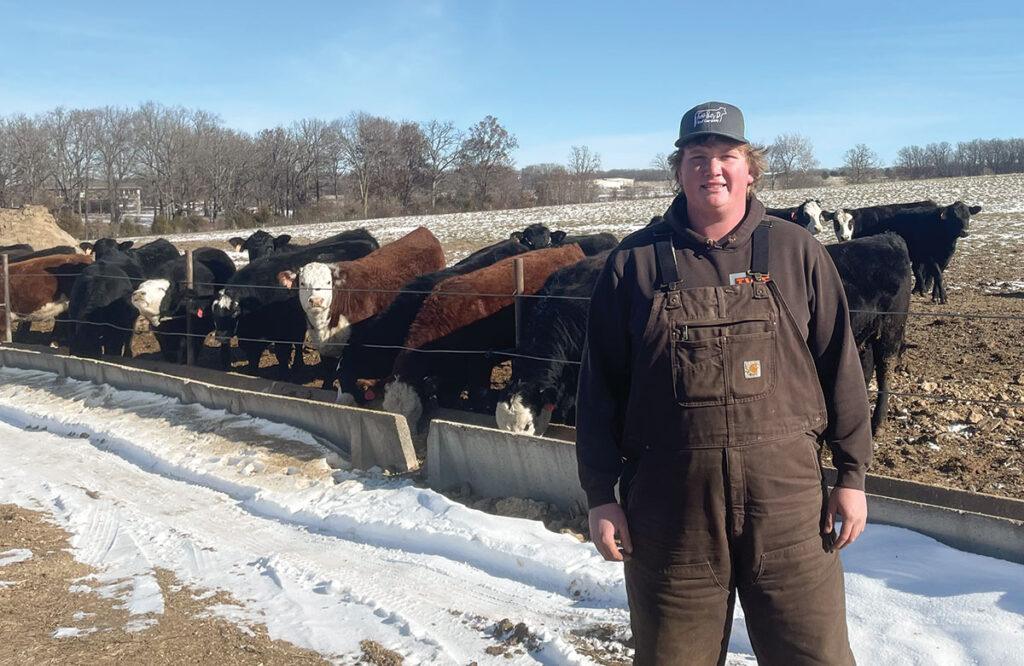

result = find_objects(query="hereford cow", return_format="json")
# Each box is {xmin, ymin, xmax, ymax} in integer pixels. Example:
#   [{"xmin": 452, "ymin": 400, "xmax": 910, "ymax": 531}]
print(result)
[
  {"xmin": 278, "ymin": 227, "xmax": 446, "ymax": 387},
  {"xmin": 0, "ymin": 254, "xmax": 93, "ymax": 343},
  {"xmin": 334, "ymin": 237, "xmax": 532, "ymax": 405},
  {"xmin": 212, "ymin": 230, "xmax": 379, "ymax": 377},
  {"xmin": 495, "ymin": 250, "xmax": 610, "ymax": 436},
  {"xmin": 382, "ymin": 243, "xmax": 587, "ymax": 432}
]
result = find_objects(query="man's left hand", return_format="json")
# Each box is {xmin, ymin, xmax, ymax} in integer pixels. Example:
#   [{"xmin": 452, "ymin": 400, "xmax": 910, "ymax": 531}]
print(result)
[{"xmin": 825, "ymin": 487, "xmax": 867, "ymax": 551}]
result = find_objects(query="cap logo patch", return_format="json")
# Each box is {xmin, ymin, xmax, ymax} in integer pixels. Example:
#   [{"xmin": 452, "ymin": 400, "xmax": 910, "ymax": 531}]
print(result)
[
  {"xmin": 743, "ymin": 360, "xmax": 761, "ymax": 379},
  {"xmin": 695, "ymin": 107, "xmax": 727, "ymax": 126}
]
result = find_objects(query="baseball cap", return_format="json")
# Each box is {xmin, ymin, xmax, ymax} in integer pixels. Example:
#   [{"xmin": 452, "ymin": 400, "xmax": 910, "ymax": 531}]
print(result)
[{"xmin": 675, "ymin": 101, "xmax": 748, "ymax": 147}]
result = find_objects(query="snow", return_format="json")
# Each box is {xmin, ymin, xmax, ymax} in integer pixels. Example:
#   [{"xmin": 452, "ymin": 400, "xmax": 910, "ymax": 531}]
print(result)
[{"xmin": 1, "ymin": 366, "xmax": 1022, "ymax": 664}]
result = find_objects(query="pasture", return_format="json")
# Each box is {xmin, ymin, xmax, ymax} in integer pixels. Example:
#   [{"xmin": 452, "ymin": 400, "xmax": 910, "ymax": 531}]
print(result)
[{"xmin": 94, "ymin": 173, "xmax": 1024, "ymax": 500}]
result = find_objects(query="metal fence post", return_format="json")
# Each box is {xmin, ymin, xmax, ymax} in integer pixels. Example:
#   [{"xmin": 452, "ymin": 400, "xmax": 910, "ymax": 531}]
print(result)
[
  {"xmin": 513, "ymin": 257, "xmax": 525, "ymax": 351},
  {"xmin": 185, "ymin": 249, "xmax": 195, "ymax": 366},
  {"xmin": 2, "ymin": 254, "xmax": 10, "ymax": 344}
]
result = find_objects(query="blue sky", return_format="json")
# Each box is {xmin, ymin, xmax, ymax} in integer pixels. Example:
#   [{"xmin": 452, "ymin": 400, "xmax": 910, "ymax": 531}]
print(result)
[{"xmin": 1, "ymin": 0, "xmax": 1021, "ymax": 170}]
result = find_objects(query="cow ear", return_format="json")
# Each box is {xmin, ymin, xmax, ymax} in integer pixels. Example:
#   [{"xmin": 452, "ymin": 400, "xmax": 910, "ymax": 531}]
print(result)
[
  {"xmin": 119, "ymin": 241, "xmax": 135, "ymax": 251},
  {"xmin": 551, "ymin": 230, "xmax": 567, "ymax": 244},
  {"xmin": 80, "ymin": 242, "xmax": 94, "ymax": 253},
  {"xmin": 228, "ymin": 237, "xmax": 243, "ymax": 248},
  {"xmin": 790, "ymin": 212, "xmax": 798, "ymax": 220},
  {"xmin": 277, "ymin": 270, "xmax": 296, "ymax": 289},
  {"xmin": 274, "ymin": 234, "xmax": 292, "ymax": 248},
  {"xmin": 510, "ymin": 231, "xmax": 522, "ymax": 241},
  {"xmin": 970, "ymin": 205, "xmax": 982, "ymax": 214}
]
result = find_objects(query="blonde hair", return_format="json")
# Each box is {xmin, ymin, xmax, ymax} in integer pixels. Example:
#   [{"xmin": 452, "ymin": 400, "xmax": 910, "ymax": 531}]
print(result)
[{"xmin": 668, "ymin": 136, "xmax": 768, "ymax": 197}]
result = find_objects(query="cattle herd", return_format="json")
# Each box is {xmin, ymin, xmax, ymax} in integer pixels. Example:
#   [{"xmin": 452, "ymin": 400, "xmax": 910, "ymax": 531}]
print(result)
[{"xmin": 0, "ymin": 196, "xmax": 981, "ymax": 439}]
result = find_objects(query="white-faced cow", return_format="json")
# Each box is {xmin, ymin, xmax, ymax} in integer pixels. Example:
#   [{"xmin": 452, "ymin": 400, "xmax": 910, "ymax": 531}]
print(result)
[
  {"xmin": 495, "ymin": 250, "xmax": 611, "ymax": 436},
  {"xmin": 765, "ymin": 199, "xmax": 824, "ymax": 234},
  {"xmin": 212, "ymin": 229, "xmax": 379, "ymax": 378},
  {"xmin": 132, "ymin": 248, "xmax": 236, "ymax": 365},
  {"xmin": 278, "ymin": 227, "xmax": 446, "ymax": 388},
  {"xmin": 382, "ymin": 243, "xmax": 586, "ymax": 432}
]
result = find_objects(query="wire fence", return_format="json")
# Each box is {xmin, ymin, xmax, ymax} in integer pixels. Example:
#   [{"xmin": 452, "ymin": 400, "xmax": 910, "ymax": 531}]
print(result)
[{"xmin": 3, "ymin": 259, "xmax": 1023, "ymax": 412}]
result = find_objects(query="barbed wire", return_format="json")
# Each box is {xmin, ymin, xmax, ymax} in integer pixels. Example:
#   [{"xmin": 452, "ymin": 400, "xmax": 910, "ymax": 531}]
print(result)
[{"xmin": 6, "ymin": 313, "xmax": 1024, "ymax": 411}]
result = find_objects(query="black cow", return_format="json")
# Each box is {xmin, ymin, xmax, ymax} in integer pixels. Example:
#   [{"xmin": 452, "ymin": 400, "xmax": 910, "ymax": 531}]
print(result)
[
  {"xmin": 510, "ymin": 223, "xmax": 552, "ymax": 250},
  {"xmin": 0, "ymin": 244, "xmax": 34, "ymax": 261},
  {"xmin": 832, "ymin": 201, "xmax": 980, "ymax": 303},
  {"xmin": 495, "ymin": 251, "xmax": 610, "ymax": 436},
  {"xmin": 551, "ymin": 231, "xmax": 619, "ymax": 256},
  {"xmin": 10, "ymin": 245, "xmax": 78, "ymax": 263},
  {"xmin": 765, "ymin": 199, "xmax": 824, "ymax": 234},
  {"xmin": 825, "ymin": 233, "xmax": 912, "ymax": 434},
  {"xmin": 228, "ymin": 230, "xmax": 293, "ymax": 262},
  {"xmin": 67, "ymin": 260, "xmax": 139, "ymax": 358},
  {"xmin": 212, "ymin": 230, "xmax": 379, "ymax": 378},
  {"xmin": 132, "ymin": 248, "xmax": 236, "ymax": 365},
  {"xmin": 335, "ymin": 237, "xmax": 532, "ymax": 403}
]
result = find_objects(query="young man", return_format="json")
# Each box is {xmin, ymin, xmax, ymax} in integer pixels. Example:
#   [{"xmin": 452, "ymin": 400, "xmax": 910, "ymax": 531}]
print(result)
[{"xmin": 576, "ymin": 101, "xmax": 872, "ymax": 665}]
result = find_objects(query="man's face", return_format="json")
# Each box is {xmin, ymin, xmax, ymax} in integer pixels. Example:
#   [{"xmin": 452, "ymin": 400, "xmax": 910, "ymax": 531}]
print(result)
[{"xmin": 677, "ymin": 139, "xmax": 753, "ymax": 219}]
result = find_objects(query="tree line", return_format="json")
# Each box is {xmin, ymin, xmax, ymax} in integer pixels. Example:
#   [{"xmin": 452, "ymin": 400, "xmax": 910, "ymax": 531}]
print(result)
[
  {"xmin": 766, "ymin": 133, "xmax": 1024, "ymax": 188},
  {"xmin": 0, "ymin": 103, "xmax": 611, "ymax": 237}
]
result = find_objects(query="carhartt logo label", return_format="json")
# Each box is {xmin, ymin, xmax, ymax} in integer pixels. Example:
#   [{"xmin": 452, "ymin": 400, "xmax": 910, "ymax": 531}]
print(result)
[
  {"xmin": 695, "ymin": 107, "xmax": 727, "ymax": 126},
  {"xmin": 743, "ymin": 360, "xmax": 761, "ymax": 379}
]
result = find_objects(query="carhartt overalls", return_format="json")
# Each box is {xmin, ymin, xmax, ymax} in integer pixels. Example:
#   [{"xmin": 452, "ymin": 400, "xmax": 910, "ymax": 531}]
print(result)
[{"xmin": 621, "ymin": 221, "xmax": 855, "ymax": 666}]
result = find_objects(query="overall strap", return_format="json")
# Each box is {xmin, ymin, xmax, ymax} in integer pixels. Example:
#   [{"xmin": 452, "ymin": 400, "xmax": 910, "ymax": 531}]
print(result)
[
  {"xmin": 748, "ymin": 219, "xmax": 773, "ymax": 281},
  {"xmin": 651, "ymin": 221, "xmax": 680, "ymax": 288}
]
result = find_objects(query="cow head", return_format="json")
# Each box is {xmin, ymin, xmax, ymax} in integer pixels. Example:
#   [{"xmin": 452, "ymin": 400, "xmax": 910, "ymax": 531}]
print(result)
[
  {"xmin": 831, "ymin": 209, "xmax": 854, "ymax": 241},
  {"xmin": 495, "ymin": 385, "xmax": 556, "ymax": 437},
  {"xmin": 382, "ymin": 378, "xmax": 423, "ymax": 434},
  {"xmin": 230, "ymin": 230, "xmax": 292, "ymax": 262},
  {"xmin": 297, "ymin": 262, "xmax": 334, "ymax": 313},
  {"xmin": 798, "ymin": 199, "xmax": 824, "ymax": 234},
  {"xmin": 510, "ymin": 223, "xmax": 553, "ymax": 250},
  {"xmin": 941, "ymin": 201, "xmax": 982, "ymax": 238},
  {"xmin": 132, "ymin": 278, "xmax": 172, "ymax": 327},
  {"xmin": 80, "ymin": 238, "xmax": 133, "ymax": 259},
  {"xmin": 211, "ymin": 288, "xmax": 242, "ymax": 341}
]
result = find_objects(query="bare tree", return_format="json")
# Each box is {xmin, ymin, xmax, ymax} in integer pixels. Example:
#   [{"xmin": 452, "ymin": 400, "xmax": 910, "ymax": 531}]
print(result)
[
  {"xmin": 521, "ymin": 163, "xmax": 571, "ymax": 206},
  {"xmin": 458, "ymin": 115, "xmax": 518, "ymax": 208},
  {"xmin": 420, "ymin": 120, "xmax": 462, "ymax": 210},
  {"xmin": 335, "ymin": 112, "xmax": 395, "ymax": 219},
  {"xmin": 94, "ymin": 106, "xmax": 137, "ymax": 222},
  {"xmin": 769, "ymin": 133, "xmax": 817, "ymax": 189},
  {"xmin": 843, "ymin": 143, "xmax": 880, "ymax": 184},
  {"xmin": 567, "ymin": 145, "xmax": 601, "ymax": 203},
  {"xmin": 650, "ymin": 152, "xmax": 672, "ymax": 184},
  {"xmin": 6, "ymin": 113, "xmax": 53, "ymax": 206}
]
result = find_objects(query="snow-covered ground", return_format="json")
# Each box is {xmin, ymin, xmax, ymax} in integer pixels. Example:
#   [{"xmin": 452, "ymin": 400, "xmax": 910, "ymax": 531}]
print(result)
[{"xmin": 1, "ymin": 366, "xmax": 1022, "ymax": 664}]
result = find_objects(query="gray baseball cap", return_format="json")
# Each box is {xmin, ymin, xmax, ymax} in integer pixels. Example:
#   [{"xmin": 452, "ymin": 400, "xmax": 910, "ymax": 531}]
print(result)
[{"xmin": 675, "ymin": 101, "xmax": 748, "ymax": 147}]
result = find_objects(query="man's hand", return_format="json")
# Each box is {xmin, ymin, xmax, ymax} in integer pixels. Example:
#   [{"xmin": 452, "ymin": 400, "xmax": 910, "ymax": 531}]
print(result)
[
  {"xmin": 825, "ymin": 487, "xmax": 867, "ymax": 551},
  {"xmin": 588, "ymin": 503, "xmax": 632, "ymax": 562}
]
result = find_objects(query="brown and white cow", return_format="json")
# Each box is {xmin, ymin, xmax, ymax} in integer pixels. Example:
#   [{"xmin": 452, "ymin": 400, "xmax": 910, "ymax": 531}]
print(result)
[
  {"xmin": 277, "ymin": 227, "xmax": 446, "ymax": 386},
  {"xmin": 382, "ymin": 243, "xmax": 587, "ymax": 432},
  {"xmin": 1, "ymin": 254, "xmax": 94, "ymax": 342}
]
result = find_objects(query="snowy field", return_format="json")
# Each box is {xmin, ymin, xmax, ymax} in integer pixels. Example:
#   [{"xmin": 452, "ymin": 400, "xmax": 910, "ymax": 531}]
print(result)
[
  {"xmin": 152, "ymin": 173, "xmax": 1024, "ymax": 268},
  {"xmin": 1, "ymin": 367, "xmax": 1022, "ymax": 664}
]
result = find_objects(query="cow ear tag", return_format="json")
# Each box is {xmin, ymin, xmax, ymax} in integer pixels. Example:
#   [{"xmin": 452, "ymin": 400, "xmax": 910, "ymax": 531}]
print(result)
[
  {"xmin": 364, "ymin": 389, "xmax": 376, "ymax": 401},
  {"xmin": 196, "ymin": 308, "xmax": 204, "ymax": 319},
  {"xmin": 543, "ymin": 403, "xmax": 555, "ymax": 412}
]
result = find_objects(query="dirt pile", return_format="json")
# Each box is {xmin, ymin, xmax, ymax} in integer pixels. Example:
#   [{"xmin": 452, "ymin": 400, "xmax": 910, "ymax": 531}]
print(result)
[{"xmin": 0, "ymin": 206, "xmax": 79, "ymax": 251}]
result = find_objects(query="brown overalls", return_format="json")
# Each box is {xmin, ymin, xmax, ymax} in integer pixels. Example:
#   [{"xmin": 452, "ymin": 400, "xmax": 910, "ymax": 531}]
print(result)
[{"xmin": 621, "ymin": 221, "xmax": 855, "ymax": 666}]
